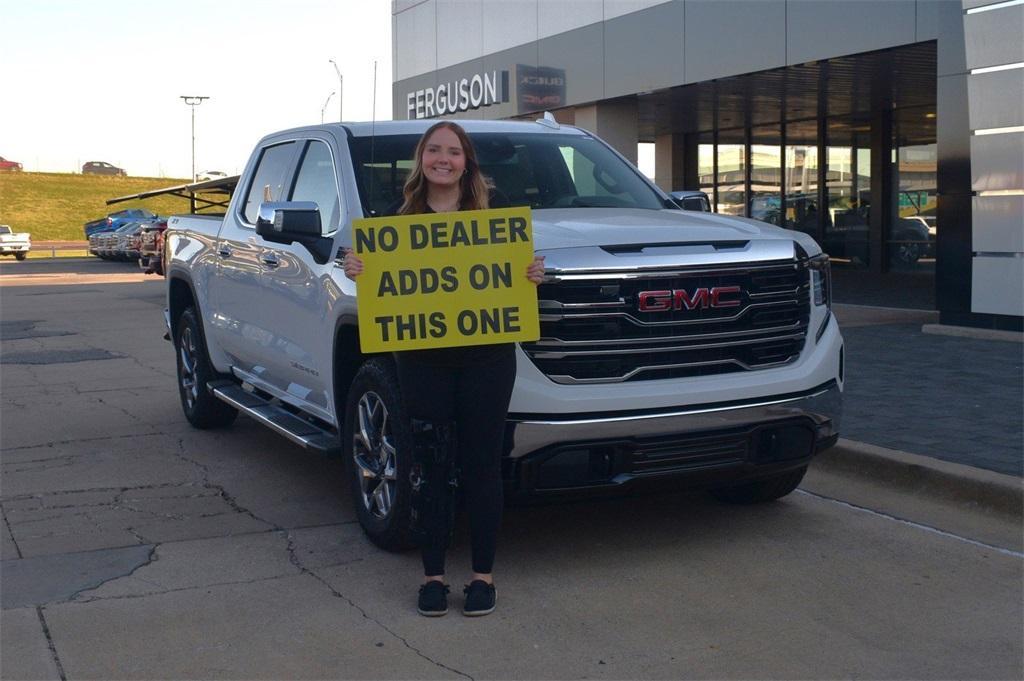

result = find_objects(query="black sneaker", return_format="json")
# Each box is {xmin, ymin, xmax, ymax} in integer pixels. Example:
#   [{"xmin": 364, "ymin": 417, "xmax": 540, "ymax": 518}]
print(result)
[
  {"xmin": 417, "ymin": 581, "xmax": 450, "ymax": 617},
  {"xmin": 462, "ymin": 580, "xmax": 496, "ymax": 617}
]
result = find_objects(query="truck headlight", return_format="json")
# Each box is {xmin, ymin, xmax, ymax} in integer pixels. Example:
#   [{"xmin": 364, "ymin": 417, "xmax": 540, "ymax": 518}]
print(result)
[{"xmin": 808, "ymin": 254, "xmax": 831, "ymax": 308}]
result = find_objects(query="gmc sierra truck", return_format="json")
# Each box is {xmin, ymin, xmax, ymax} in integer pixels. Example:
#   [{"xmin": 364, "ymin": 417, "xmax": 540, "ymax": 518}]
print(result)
[{"xmin": 164, "ymin": 118, "xmax": 843, "ymax": 550}]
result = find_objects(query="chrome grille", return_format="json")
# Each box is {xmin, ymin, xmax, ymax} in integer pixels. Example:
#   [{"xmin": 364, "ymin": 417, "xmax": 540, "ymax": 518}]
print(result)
[{"xmin": 524, "ymin": 260, "xmax": 811, "ymax": 384}]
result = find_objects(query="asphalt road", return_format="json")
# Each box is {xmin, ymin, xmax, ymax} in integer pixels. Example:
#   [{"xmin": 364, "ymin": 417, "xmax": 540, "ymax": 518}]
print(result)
[{"xmin": 1, "ymin": 259, "xmax": 1021, "ymax": 680}]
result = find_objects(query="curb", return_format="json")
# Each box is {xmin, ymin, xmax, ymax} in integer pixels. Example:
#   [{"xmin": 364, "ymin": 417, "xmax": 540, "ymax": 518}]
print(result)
[
  {"xmin": 921, "ymin": 323, "xmax": 1023, "ymax": 343},
  {"xmin": 813, "ymin": 438, "xmax": 1023, "ymax": 518}
]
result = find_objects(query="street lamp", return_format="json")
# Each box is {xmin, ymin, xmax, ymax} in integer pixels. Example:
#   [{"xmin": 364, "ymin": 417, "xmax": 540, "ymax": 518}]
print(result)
[
  {"xmin": 179, "ymin": 95, "xmax": 209, "ymax": 183},
  {"xmin": 321, "ymin": 91, "xmax": 336, "ymax": 124},
  {"xmin": 328, "ymin": 58, "xmax": 343, "ymax": 122}
]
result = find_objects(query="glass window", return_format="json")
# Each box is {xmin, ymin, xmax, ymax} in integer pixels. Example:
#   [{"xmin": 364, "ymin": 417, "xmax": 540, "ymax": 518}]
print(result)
[
  {"xmin": 892, "ymin": 142, "xmax": 936, "ymax": 270},
  {"xmin": 716, "ymin": 135, "xmax": 745, "ymax": 216},
  {"xmin": 242, "ymin": 142, "xmax": 296, "ymax": 224},
  {"xmin": 348, "ymin": 133, "xmax": 665, "ymax": 215},
  {"xmin": 698, "ymin": 137, "xmax": 715, "ymax": 207},
  {"xmin": 290, "ymin": 140, "xmax": 341, "ymax": 235},
  {"xmin": 824, "ymin": 124, "xmax": 871, "ymax": 266},
  {"xmin": 784, "ymin": 118, "xmax": 821, "ymax": 238},
  {"xmin": 749, "ymin": 126, "xmax": 782, "ymax": 225}
]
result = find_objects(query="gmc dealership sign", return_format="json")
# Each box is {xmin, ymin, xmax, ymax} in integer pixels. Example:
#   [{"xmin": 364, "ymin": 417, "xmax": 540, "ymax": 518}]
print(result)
[{"xmin": 406, "ymin": 71, "xmax": 509, "ymax": 119}]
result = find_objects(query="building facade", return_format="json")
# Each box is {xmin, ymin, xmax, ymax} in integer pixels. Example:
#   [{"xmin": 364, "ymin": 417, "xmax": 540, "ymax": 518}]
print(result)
[{"xmin": 392, "ymin": 0, "xmax": 1023, "ymax": 330}]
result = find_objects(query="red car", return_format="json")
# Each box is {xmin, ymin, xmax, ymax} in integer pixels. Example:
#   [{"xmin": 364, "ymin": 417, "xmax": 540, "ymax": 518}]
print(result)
[{"xmin": 0, "ymin": 156, "xmax": 23, "ymax": 172}]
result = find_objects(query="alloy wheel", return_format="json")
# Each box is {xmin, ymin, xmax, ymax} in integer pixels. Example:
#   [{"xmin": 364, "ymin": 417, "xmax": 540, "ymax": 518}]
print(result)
[
  {"xmin": 353, "ymin": 391, "xmax": 397, "ymax": 519},
  {"xmin": 179, "ymin": 326, "xmax": 199, "ymax": 410}
]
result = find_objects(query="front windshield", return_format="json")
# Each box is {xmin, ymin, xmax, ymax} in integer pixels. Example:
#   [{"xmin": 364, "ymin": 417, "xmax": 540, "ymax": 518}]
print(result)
[{"xmin": 349, "ymin": 132, "xmax": 665, "ymax": 216}]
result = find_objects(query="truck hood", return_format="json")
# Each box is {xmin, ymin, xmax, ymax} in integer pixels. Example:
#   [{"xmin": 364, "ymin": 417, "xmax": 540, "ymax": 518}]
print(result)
[
  {"xmin": 531, "ymin": 208, "xmax": 822, "ymax": 270},
  {"xmin": 532, "ymin": 208, "xmax": 803, "ymax": 248}
]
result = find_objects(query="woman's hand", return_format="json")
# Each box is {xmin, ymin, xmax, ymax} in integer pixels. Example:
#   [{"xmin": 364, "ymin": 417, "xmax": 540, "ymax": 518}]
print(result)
[
  {"xmin": 526, "ymin": 255, "xmax": 545, "ymax": 285},
  {"xmin": 341, "ymin": 248, "xmax": 364, "ymax": 280}
]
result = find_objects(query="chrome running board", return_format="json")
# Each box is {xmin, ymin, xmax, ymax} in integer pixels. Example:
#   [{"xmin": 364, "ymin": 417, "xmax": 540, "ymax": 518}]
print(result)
[{"xmin": 208, "ymin": 380, "xmax": 341, "ymax": 455}]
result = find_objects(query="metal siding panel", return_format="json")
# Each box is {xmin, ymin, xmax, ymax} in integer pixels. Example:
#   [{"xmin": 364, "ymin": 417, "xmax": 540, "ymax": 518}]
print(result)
[
  {"xmin": 395, "ymin": 1, "xmax": 437, "ymax": 81},
  {"xmin": 786, "ymin": 0, "xmax": 918, "ymax": 66},
  {"xmin": 684, "ymin": 0, "xmax": 786, "ymax": 84},
  {"xmin": 964, "ymin": 5, "xmax": 1024, "ymax": 70},
  {"xmin": 604, "ymin": 2, "xmax": 685, "ymax": 99},
  {"xmin": 538, "ymin": 23, "xmax": 605, "ymax": 108},
  {"xmin": 968, "ymin": 69, "xmax": 1024, "ymax": 131},
  {"xmin": 605, "ymin": 0, "xmax": 673, "ymax": 20},
  {"xmin": 482, "ymin": 0, "xmax": 538, "ymax": 53},
  {"xmin": 485, "ymin": 43, "xmax": 540, "ymax": 119},
  {"xmin": 937, "ymin": 0, "xmax": 968, "ymax": 76},
  {"xmin": 436, "ymin": 0, "xmax": 483, "ymax": 70},
  {"xmin": 973, "ymin": 195, "xmax": 1024, "ymax": 252},
  {"xmin": 537, "ymin": 0, "xmax": 604, "ymax": 39},
  {"xmin": 970, "ymin": 131, "xmax": 1024, "ymax": 191},
  {"xmin": 916, "ymin": 0, "xmax": 941, "ymax": 41},
  {"xmin": 972, "ymin": 256, "xmax": 1024, "ymax": 316}
]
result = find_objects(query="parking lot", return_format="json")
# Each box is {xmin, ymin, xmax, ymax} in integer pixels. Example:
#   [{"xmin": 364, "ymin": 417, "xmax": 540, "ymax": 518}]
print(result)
[{"xmin": 1, "ymin": 258, "xmax": 1022, "ymax": 680}]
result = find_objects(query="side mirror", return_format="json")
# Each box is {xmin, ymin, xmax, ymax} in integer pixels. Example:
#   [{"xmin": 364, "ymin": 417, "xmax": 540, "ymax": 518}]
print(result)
[{"xmin": 255, "ymin": 201, "xmax": 321, "ymax": 243}]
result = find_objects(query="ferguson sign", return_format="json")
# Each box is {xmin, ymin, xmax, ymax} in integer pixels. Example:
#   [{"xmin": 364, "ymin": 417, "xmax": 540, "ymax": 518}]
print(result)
[{"xmin": 406, "ymin": 71, "xmax": 509, "ymax": 119}]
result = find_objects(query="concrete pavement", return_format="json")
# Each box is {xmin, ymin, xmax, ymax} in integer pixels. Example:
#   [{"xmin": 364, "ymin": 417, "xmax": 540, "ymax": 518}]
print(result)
[{"xmin": 1, "ymin": 259, "xmax": 1021, "ymax": 680}]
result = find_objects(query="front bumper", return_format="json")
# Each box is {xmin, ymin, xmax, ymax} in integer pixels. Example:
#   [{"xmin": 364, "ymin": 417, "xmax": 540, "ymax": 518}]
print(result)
[{"xmin": 504, "ymin": 380, "xmax": 841, "ymax": 495}]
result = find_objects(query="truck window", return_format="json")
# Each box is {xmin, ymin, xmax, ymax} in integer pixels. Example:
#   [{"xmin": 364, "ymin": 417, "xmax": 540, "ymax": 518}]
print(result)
[
  {"xmin": 289, "ymin": 140, "xmax": 341, "ymax": 235},
  {"xmin": 243, "ymin": 142, "xmax": 296, "ymax": 224},
  {"xmin": 348, "ymin": 132, "xmax": 664, "ymax": 215}
]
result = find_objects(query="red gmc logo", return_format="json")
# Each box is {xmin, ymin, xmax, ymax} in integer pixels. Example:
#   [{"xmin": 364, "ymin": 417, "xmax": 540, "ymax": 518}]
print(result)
[{"xmin": 637, "ymin": 286, "xmax": 742, "ymax": 312}]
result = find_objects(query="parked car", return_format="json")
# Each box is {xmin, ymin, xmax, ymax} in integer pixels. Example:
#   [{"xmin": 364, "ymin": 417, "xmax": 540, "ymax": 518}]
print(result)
[
  {"xmin": 162, "ymin": 118, "xmax": 842, "ymax": 551},
  {"xmin": 115, "ymin": 222, "xmax": 148, "ymax": 260},
  {"xmin": 670, "ymin": 190, "xmax": 712, "ymax": 212},
  {"xmin": 82, "ymin": 161, "xmax": 126, "ymax": 176},
  {"xmin": 0, "ymin": 156, "xmax": 23, "ymax": 172},
  {"xmin": 84, "ymin": 208, "xmax": 156, "ymax": 238},
  {"xmin": 138, "ymin": 220, "xmax": 169, "ymax": 274},
  {"xmin": 196, "ymin": 170, "xmax": 228, "ymax": 182},
  {"xmin": 0, "ymin": 225, "xmax": 31, "ymax": 260}
]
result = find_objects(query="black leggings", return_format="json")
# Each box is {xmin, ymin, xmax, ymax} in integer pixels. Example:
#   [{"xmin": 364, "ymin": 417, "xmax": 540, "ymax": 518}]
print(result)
[{"xmin": 396, "ymin": 345, "xmax": 516, "ymax": 576}]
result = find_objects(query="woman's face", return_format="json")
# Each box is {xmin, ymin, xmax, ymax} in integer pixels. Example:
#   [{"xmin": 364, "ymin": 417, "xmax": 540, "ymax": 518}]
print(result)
[{"xmin": 420, "ymin": 127, "xmax": 466, "ymax": 189}]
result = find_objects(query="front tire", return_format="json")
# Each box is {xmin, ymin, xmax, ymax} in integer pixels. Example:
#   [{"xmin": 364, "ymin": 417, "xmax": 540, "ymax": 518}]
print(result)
[
  {"xmin": 343, "ymin": 357, "xmax": 414, "ymax": 552},
  {"xmin": 711, "ymin": 466, "xmax": 807, "ymax": 504},
  {"xmin": 174, "ymin": 306, "xmax": 237, "ymax": 429}
]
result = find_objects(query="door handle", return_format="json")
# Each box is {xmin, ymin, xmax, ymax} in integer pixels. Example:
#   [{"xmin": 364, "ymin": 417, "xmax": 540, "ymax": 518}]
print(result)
[
  {"xmin": 217, "ymin": 245, "xmax": 232, "ymax": 259},
  {"xmin": 261, "ymin": 254, "xmax": 280, "ymax": 268}
]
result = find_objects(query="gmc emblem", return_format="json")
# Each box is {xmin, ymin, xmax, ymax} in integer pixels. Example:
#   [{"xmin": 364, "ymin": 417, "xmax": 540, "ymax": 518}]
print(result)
[{"xmin": 637, "ymin": 286, "xmax": 742, "ymax": 312}]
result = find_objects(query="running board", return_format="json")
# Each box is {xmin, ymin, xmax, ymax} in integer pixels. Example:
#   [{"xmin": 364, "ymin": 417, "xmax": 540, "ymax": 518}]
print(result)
[{"xmin": 208, "ymin": 380, "xmax": 342, "ymax": 455}]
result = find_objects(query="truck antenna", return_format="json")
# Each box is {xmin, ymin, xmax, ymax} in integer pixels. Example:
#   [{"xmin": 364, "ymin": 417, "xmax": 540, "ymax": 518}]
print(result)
[{"xmin": 369, "ymin": 60, "xmax": 378, "ymax": 216}]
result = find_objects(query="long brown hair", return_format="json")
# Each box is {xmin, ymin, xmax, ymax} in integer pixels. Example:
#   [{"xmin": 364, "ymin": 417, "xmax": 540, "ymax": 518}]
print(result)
[{"xmin": 399, "ymin": 121, "xmax": 491, "ymax": 215}]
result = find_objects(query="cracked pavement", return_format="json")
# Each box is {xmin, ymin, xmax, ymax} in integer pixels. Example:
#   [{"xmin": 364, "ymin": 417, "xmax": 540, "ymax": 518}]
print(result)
[{"xmin": 1, "ymin": 259, "xmax": 1021, "ymax": 680}]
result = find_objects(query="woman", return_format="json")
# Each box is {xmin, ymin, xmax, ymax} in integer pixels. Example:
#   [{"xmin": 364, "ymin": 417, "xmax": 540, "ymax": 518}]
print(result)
[{"xmin": 344, "ymin": 121, "xmax": 544, "ymax": 617}]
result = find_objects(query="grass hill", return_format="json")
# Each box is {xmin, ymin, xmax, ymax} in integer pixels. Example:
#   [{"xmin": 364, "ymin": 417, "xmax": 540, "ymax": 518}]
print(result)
[{"xmin": 0, "ymin": 172, "xmax": 193, "ymax": 241}]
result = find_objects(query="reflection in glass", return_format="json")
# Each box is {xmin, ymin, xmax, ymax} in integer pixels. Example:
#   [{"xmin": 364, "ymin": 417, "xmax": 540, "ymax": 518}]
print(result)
[
  {"xmin": 716, "ymin": 143, "xmax": 745, "ymax": 215},
  {"xmin": 750, "ymin": 144, "xmax": 782, "ymax": 225},
  {"xmin": 784, "ymin": 145, "xmax": 820, "ymax": 237},
  {"xmin": 698, "ymin": 139, "xmax": 715, "ymax": 201},
  {"xmin": 891, "ymin": 142, "xmax": 937, "ymax": 270},
  {"xmin": 824, "ymin": 137, "xmax": 871, "ymax": 267}
]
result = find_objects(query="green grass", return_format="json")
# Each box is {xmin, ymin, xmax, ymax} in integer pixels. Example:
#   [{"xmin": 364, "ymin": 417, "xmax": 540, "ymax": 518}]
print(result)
[{"xmin": 0, "ymin": 172, "xmax": 192, "ymax": 241}]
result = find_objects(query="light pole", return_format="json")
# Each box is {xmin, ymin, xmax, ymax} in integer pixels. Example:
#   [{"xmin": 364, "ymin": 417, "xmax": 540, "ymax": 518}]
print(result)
[
  {"xmin": 328, "ymin": 58, "xmax": 343, "ymax": 122},
  {"xmin": 179, "ymin": 95, "xmax": 209, "ymax": 182},
  {"xmin": 321, "ymin": 91, "xmax": 335, "ymax": 124}
]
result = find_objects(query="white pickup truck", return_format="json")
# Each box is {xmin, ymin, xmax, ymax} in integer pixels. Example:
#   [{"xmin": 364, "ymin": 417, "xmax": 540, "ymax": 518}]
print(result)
[
  {"xmin": 164, "ymin": 118, "xmax": 843, "ymax": 549},
  {"xmin": 0, "ymin": 225, "xmax": 31, "ymax": 260}
]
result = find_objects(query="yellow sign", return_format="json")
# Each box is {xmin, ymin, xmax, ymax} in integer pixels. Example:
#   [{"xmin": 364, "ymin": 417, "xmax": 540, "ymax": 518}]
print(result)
[{"xmin": 352, "ymin": 207, "xmax": 540, "ymax": 353}]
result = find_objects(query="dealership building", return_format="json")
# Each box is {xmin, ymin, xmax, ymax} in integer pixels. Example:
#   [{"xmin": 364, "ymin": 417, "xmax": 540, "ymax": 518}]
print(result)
[{"xmin": 392, "ymin": 0, "xmax": 1023, "ymax": 330}]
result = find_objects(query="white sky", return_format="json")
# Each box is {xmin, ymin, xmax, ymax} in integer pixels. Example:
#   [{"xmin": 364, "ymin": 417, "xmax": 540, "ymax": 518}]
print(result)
[{"xmin": 1, "ymin": 0, "xmax": 394, "ymax": 179}]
